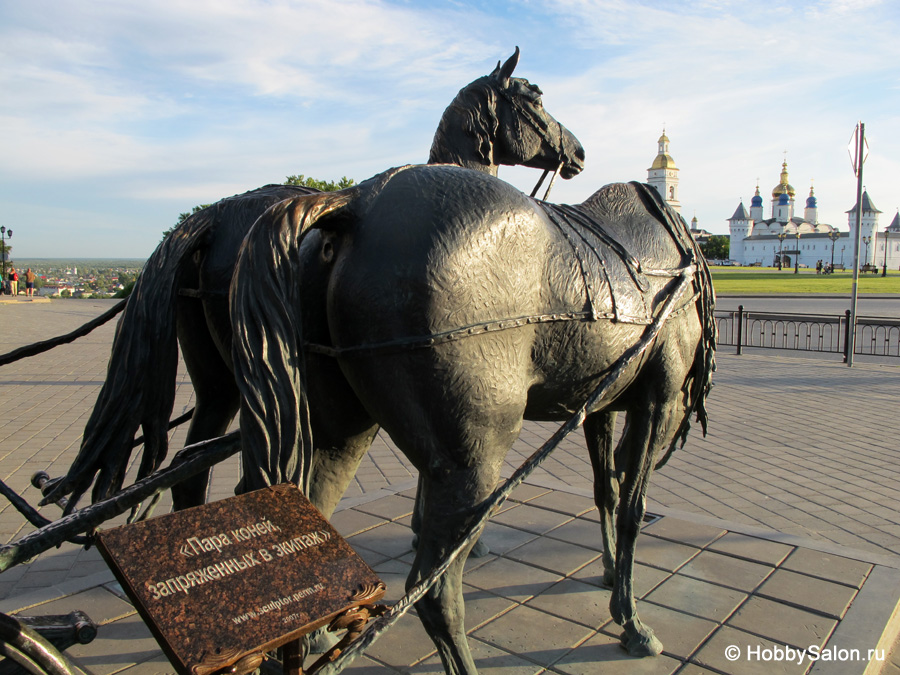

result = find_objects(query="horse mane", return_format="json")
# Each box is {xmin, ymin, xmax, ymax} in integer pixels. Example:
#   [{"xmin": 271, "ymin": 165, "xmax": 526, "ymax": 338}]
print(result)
[
  {"xmin": 429, "ymin": 76, "xmax": 500, "ymax": 167},
  {"xmin": 229, "ymin": 190, "xmax": 359, "ymax": 495}
]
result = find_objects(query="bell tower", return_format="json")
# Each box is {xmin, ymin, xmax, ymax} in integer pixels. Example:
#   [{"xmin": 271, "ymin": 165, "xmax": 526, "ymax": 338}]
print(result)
[{"xmin": 647, "ymin": 130, "xmax": 681, "ymax": 213}]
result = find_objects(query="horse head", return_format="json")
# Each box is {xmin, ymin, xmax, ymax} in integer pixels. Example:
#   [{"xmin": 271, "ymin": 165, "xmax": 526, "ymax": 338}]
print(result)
[{"xmin": 429, "ymin": 47, "xmax": 585, "ymax": 180}]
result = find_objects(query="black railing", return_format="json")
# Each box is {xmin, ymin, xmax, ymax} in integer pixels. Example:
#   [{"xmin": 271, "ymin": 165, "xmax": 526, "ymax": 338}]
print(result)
[{"xmin": 715, "ymin": 306, "xmax": 900, "ymax": 359}]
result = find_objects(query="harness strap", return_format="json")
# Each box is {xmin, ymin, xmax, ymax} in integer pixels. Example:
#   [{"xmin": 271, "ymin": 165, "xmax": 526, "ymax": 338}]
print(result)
[
  {"xmin": 304, "ymin": 264, "xmax": 697, "ymax": 359},
  {"xmin": 306, "ymin": 311, "xmax": 593, "ymax": 358}
]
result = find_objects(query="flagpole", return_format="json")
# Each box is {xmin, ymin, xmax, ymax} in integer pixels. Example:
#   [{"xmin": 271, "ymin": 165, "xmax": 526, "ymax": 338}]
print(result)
[{"xmin": 847, "ymin": 121, "xmax": 865, "ymax": 367}]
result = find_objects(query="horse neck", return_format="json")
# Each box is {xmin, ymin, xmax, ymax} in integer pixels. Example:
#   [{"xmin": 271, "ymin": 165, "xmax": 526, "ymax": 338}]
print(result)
[
  {"xmin": 428, "ymin": 88, "xmax": 500, "ymax": 176},
  {"xmin": 427, "ymin": 139, "xmax": 498, "ymax": 175}
]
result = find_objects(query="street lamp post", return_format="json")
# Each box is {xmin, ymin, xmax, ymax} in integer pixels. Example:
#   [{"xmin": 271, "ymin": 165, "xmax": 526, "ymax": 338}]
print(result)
[
  {"xmin": 0, "ymin": 226, "xmax": 11, "ymax": 285},
  {"xmin": 863, "ymin": 235, "xmax": 871, "ymax": 266},
  {"xmin": 777, "ymin": 230, "xmax": 787, "ymax": 270},
  {"xmin": 829, "ymin": 229, "xmax": 841, "ymax": 270},
  {"xmin": 883, "ymin": 229, "xmax": 890, "ymax": 277},
  {"xmin": 794, "ymin": 230, "xmax": 801, "ymax": 274}
]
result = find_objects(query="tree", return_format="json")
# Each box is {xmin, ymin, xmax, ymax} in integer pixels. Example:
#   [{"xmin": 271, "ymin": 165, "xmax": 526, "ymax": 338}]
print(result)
[
  {"xmin": 114, "ymin": 281, "xmax": 135, "ymax": 299},
  {"xmin": 162, "ymin": 204, "xmax": 212, "ymax": 241},
  {"xmin": 284, "ymin": 175, "xmax": 355, "ymax": 191},
  {"xmin": 700, "ymin": 235, "xmax": 730, "ymax": 261}
]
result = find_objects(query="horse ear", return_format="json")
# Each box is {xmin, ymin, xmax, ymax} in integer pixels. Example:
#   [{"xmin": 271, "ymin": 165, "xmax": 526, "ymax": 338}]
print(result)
[{"xmin": 494, "ymin": 47, "xmax": 520, "ymax": 87}]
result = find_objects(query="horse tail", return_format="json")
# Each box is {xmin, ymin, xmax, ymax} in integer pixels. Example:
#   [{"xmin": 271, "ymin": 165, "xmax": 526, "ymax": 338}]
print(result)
[
  {"xmin": 44, "ymin": 209, "xmax": 217, "ymax": 510},
  {"xmin": 229, "ymin": 189, "xmax": 360, "ymax": 495}
]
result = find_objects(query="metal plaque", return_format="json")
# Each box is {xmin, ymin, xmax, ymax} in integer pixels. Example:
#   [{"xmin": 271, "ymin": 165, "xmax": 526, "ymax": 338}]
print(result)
[{"xmin": 96, "ymin": 484, "xmax": 384, "ymax": 675}]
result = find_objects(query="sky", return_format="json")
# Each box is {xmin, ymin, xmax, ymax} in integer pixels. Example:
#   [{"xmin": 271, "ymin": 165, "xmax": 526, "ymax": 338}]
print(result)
[{"xmin": 2, "ymin": 0, "xmax": 899, "ymax": 259}]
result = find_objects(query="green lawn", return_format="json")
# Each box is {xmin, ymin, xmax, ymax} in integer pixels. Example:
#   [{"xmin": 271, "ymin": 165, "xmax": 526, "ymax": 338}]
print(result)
[{"xmin": 708, "ymin": 267, "xmax": 900, "ymax": 294}]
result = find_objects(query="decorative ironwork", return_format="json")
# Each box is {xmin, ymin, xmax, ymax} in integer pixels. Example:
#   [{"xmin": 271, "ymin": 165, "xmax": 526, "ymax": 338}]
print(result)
[{"xmin": 715, "ymin": 306, "xmax": 900, "ymax": 358}]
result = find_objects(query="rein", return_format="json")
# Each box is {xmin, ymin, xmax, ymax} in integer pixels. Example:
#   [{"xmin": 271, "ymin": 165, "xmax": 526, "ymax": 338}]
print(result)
[{"xmin": 530, "ymin": 161, "xmax": 564, "ymax": 201}]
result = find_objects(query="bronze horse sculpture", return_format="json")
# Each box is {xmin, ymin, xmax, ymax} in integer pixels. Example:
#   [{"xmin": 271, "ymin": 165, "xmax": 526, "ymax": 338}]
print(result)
[
  {"xmin": 225, "ymin": 164, "xmax": 715, "ymax": 673},
  {"xmin": 46, "ymin": 47, "xmax": 584, "ymax": 512},
  {"xmin": 43, "ymin": 48, "xmax": 714, "ymax": 673}
]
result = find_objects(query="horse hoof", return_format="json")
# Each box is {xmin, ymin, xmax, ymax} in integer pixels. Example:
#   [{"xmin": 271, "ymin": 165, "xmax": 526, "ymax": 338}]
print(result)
[
  {"xmin": 620, "ymin": 630, "xmax": 663, "ymax": 657},
  {"xmin": 470, "ymin": 538, "xmax": 490, "ymax": 558},
  {"xmin": 600, "ymin": 569, "xmax": 615, "ymax": 588}
]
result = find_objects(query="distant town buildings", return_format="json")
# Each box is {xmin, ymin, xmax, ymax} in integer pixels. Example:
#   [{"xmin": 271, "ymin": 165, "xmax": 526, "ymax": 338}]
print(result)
[{"xmin": 12, "ymin": 262, "xmax": 138, "ymax": 298}]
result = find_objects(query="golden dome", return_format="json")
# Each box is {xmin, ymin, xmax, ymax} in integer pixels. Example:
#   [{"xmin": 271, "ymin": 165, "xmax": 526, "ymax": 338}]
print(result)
[
  {"xmin": 772, "ymin": 160, "xmax": 795, "ymax": 199},
  {"xmin": 651, "ymin": 153, "xmax": 676, "ymax": 169}
]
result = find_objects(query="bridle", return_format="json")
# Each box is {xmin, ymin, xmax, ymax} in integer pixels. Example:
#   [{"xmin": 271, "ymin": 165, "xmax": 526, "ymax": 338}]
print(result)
[{"xmin": 494, "ymin": 84, "xmax": 570, "ymax": 200}]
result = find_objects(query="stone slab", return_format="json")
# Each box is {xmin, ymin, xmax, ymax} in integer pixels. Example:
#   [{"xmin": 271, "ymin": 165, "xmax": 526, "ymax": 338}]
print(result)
[
  {"xmin": 470, "ymin": 603, "xmax": 594, "ymax": 668},
  {"xmin": 678, "ymin": 550, "xmax": 774, "ymax": 592},
  {"xmin": 757, "ymin": 568, "xmax": 858, "ymax": 619},
  {"xmin": 781, "ymin": 547, "xmax": 874, "ymax": 588},
  {"xmin": 491, "ymin": 503, "xmax": 574, "ymax": 535},
  {"xmin": 505, "ymin": 536, "xmax": 601, "ymax": 577},
  {"xmin": 727, "ymin": 596, "xmax": 838, "ymax": 650},
  {"xmin": 641, "ymin": 517, "xmax": 727, "ymax": 549},
  {"xmin": 707, "ymin": 531, "xmax": 794, "ymax": 567},
  {"xmin": 692, "ymin": 625, "xmax": 809, "ymax": 675},
  {"xmin": 644, "ymin": 574, "xmax": 748, "ymax": 623},
  {"xmin": 463, "ymin": 557, "xmax": 562, "ymax": 603}
]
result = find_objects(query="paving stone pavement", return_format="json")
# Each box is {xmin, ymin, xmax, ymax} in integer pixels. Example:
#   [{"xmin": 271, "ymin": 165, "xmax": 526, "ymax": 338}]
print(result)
[{"xmin": 0, "ymin": 298, "xmax": 899, "ymax": 674}]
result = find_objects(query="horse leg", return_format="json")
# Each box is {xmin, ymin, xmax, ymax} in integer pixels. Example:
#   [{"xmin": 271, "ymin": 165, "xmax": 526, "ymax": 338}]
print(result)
[
  {"xmin": 306, "ymin": 426, "xmax": 379, "ymax": 519},
  {"xmin": 584, "ymin": 411, "xmax": 618, "ymax": 587},
  {"xmin": 610, "ymin": 389, "xmax": 692, "ymax": 657},
  {"xmin": 412, "ymin": 476, "xmax": 490, "ymax": 557},
  {"xmin": 409, "ymin": 466, "xmax": 501, "ymax": 675},
  {"xmin": 172, "ymin": 299, "xmax": 240, "ymax": 510},
  {"xmin": 300, "ymin": 350, "xmax": 383, "ymax": 518},
  {"xmin": 411, "ymin": 475, "xmax": 424, "ymax": 549}
]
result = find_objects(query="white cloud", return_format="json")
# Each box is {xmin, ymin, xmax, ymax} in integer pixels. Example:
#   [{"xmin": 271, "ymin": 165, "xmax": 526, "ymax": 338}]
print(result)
[{"xmin": 2, "ymin": 0, "xmax": 900, "ymax": 255}]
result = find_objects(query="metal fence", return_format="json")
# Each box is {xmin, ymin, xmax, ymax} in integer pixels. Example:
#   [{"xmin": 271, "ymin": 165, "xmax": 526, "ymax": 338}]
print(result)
[{"xmin": 715, "ymin": 306, "xmax": 900, "ymax": 359}]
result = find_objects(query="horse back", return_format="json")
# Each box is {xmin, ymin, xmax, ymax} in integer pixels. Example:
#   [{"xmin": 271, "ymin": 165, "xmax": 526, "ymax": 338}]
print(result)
[{"xmin": 325, "ymin": 165, "xmax": 554, "ymax": 350}]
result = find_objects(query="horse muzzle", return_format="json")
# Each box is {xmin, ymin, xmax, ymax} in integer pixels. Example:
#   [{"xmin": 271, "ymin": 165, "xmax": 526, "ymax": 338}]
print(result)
[{"xmin": 559, "ymin": 128, "xmax": 585, "ymax": 180}]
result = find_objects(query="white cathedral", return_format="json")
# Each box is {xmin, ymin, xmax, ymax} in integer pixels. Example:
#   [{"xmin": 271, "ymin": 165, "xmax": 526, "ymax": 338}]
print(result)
[
  {"xmin": 646, "ymin": 133, "xmax": 900, "ymax": 270},
  {"xmin": 726, "ymin": 161, "xmax": 900, "ymax": 269}
]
